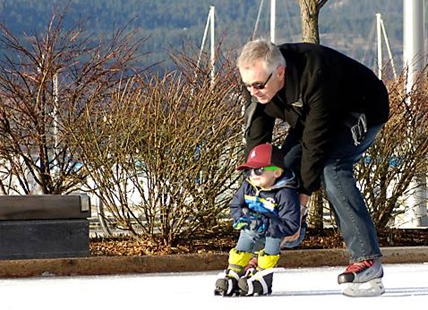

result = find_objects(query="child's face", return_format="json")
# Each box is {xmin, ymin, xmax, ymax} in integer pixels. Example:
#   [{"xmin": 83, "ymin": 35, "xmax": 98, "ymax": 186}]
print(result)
[{"xmin": 245, "ymin": 167, "xmax": 282, "ymax": 188}]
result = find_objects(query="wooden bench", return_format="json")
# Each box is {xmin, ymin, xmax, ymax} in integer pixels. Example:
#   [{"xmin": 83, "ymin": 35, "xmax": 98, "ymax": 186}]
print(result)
[{"xmin": 0, "ymin": 194, "xmax": 91, "ymax": 260}]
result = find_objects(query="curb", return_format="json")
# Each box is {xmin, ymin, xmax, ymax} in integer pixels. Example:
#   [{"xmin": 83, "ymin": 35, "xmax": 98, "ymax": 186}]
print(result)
[{"xmin": 0, "ymin": 246, "xmax": 427, "ymax": 278}]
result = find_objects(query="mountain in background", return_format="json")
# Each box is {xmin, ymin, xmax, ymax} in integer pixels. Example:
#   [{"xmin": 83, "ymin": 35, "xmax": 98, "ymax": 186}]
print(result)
[{"xmin": 0, "ymin": 0, "xmax": 406, "ymax": 74}]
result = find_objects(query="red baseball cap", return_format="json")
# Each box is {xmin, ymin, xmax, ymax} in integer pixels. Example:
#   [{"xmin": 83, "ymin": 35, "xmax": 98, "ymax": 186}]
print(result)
[{"xmin": 237, "ymin": 143, "xmax": 284, "ymax": 170}]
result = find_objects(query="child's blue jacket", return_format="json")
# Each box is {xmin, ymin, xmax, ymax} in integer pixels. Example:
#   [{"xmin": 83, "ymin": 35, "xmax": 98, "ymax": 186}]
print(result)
[{"xmin": 230, "ymin": 169, "xmax": 301, "ymax": 239}]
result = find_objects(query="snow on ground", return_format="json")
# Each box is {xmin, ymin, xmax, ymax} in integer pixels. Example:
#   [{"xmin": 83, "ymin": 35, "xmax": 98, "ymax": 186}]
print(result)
[{"xmin": 0, "ymin": 263, "xmax": 427, "ymax": 309}]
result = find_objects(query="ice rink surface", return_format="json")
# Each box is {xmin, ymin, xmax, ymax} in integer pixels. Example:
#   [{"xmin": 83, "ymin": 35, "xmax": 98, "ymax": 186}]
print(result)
[{"xmin": 1, "ymin": 263, "xmax": 427, "ymax": 309}]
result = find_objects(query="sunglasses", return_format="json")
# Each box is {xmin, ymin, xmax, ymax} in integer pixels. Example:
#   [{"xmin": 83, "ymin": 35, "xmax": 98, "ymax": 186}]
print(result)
[
  {"xmin": 244, "ymin": 166, "xmax": 280, "ymax": 177},
  {"xmin": 243, "ymin": 71, "xmax": 273, "ymax": 90}
]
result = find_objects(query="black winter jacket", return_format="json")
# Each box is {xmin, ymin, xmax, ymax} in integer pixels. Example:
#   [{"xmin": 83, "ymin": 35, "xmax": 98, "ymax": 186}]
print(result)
[
  {"xmin": 229, "ymin": 170, "xmax": 300, "ymax": 239},
  {"xmin": 244, "ymin": 43, "xmax": 390, "ymax": 195}
]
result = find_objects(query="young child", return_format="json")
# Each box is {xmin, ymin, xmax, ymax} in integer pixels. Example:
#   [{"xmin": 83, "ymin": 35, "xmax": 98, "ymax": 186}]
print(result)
[{"xmin": 214, "ymin": 143, "xmax": 303, "ymax": 297}]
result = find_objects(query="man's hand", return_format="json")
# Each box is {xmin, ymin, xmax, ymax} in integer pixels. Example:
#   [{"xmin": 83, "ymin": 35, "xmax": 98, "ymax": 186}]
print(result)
[
  {"xmin": 283, "ymin": 205, "xmax": 308, "ymax": 242},
  {"xmin": 299, "ymin": 194, "xmax": 310, "ymax": 207},
  {"xmin": 283, "ymin": 227, "xmax": 301, "ymax": 242}
]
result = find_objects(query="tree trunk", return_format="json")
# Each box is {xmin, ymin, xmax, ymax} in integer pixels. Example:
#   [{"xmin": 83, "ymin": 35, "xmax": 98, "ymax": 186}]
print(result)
[
  {"xmin": 297, "ymin": 0, "xmax": 329, "ymax": 229},
  {"xmin": 309, "ymin": 190, "xmax": 325, "ymax": 231},
  {"xmin": 298, "ymin": 0, "xmax": 328, "ymax": 44}
]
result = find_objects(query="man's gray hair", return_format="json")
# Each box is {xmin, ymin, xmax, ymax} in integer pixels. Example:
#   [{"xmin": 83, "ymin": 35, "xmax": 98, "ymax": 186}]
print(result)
[{"xmin": 236, "ymin": 38, "xmax": 286, "ymax": 72}]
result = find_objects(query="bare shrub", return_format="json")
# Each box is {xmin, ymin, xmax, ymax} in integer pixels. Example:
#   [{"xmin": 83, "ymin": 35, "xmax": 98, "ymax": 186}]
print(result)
[
  {"xmin": 357, "ymin": 69, "xmax": 428, "ymax": 228},
  {"xmin": 306, "ymin": 69, "xmax": 428, "ymax": 232},
  {"xmin": 66, "ymin": 43, "xmax": 245, "ymax": 245}
]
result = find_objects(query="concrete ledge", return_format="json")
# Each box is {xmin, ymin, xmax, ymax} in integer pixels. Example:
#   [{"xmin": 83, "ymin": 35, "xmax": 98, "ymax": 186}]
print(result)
[
  {"xmin": 0, "ymin": 219, "xmax": 89, "ymax": 260},
  {"xmin": 0, "ymin": 194, "xmax": 91, "ymax": 260},
  {"xmin": 0, "ymin": 246, "xmax": 427, "ymax": 278},
  {"xmin": 0, "ymin": 194, "xmax": 90, "ymax": 220},
  {"xmin": 279, "ymin": 246, "xmax": 428, "ymax": 267}
]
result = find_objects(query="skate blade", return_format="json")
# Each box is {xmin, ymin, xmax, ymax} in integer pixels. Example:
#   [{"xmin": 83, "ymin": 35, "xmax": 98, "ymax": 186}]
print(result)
[
  {"xmin": 213, "ymin": 289, "xmax": 240, "ymax": 297},
  {"xmin": 341, "ymin": 278, "xmax": 385, "ymax": 297}
]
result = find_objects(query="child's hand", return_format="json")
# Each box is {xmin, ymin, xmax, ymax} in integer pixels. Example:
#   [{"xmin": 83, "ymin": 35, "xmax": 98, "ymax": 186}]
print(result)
[
  {"xmin": 233, "ymin": 216, "xmax": 251, "ymax": 230},
  {"xmin": 250, "ymin": 215, "xmax": 269, "ymax": 234},
  {"xmin": 233, "ymin": 214, "xmax": 269, "ymax": 234}
]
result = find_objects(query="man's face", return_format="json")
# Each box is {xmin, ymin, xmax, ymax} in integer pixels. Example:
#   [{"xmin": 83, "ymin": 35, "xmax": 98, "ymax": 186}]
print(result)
[{"xmin": 239, "ymin": 60, "xmax": 284, "ymax": 104}]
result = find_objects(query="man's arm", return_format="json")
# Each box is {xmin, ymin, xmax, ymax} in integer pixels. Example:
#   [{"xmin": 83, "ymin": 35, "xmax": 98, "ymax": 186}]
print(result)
[
  {"xmin": 244, "ymin": 99, "xmax": 276, "ymax": 157},
  {"xmin": 299, "ymin": 69, "xmax": 337, "ymax": 195}
]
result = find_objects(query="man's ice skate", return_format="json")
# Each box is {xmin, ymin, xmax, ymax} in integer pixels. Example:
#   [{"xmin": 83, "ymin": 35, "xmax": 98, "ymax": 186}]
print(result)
[
  {"xmin": 214, "ymin": 269, "xmax": 240, "ymax": 296},
  {"xmin": 338, "ymin": 259, "xmax": 385, "ymax": 297}
]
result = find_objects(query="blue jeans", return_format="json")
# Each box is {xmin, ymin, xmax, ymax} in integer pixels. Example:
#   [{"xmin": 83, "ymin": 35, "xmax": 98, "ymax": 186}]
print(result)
[
  {"xmin": 235, "ymin": 229, "xmax": 282, "ymax": 255},
  {"xmin": 282, "ymin": 124, "xmax": 384, "ymax": 263}
]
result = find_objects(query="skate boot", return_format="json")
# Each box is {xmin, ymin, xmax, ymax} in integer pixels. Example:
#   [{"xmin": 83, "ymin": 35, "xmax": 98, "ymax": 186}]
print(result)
[
  {"xmin": 214, "ymin": 269, "xmax": 240, "ymax": 296},
  {"xmin": 238, "ymin": 251, "xmax": 279, "ymax": 296},
  {"xmin": 214, "ymin": 249, "xmax": 252, "ymax": 296},
  {"xmin": 338, "ymin": 259, "xmax": 385, "ymax": 297}
]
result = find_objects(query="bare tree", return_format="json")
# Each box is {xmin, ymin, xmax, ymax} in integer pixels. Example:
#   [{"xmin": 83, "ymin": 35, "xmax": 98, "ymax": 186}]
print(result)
[
  {"xmin": 292, "ymin": 0, "xmax": 330, "ymax": 231},
  {"xmin": 0, "ymin": 9, "xmax": 148, "ymax": 195},
  {"xmin": 296, "ymin": 0, "xmax": 329, "ymax": 44}
]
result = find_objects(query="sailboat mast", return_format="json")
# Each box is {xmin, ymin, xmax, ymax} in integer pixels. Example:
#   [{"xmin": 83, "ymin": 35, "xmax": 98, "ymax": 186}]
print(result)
[
  {"xmin": 403, "ymin": 0, "xmax": 425, "ymax": 92},
  {"xmin": 270, "ymin": 0, "xmax": 276, "ymax": 43},
  {"xmin": 210, "ymin": 6, "xmax": 215, "ymax": 83},
  {"xmin": 402, "ymin": 0, "xmax": 427, "ymax": 228},
  {"xmin": 376, "ymin": 13, "xmax": 382, "ymax": 78}
]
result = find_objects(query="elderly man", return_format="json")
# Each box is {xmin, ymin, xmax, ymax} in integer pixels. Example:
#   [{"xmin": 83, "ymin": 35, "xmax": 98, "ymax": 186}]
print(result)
[{"xmin": 236, "ymin": 38, "xmax": 389, "ymax": 297}]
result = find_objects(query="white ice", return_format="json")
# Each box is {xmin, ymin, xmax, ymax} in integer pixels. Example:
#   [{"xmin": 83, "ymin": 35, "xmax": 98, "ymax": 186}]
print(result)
[{"xmin": 0, "ymin": 263, "xmax": 427, "ymax": 309}]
